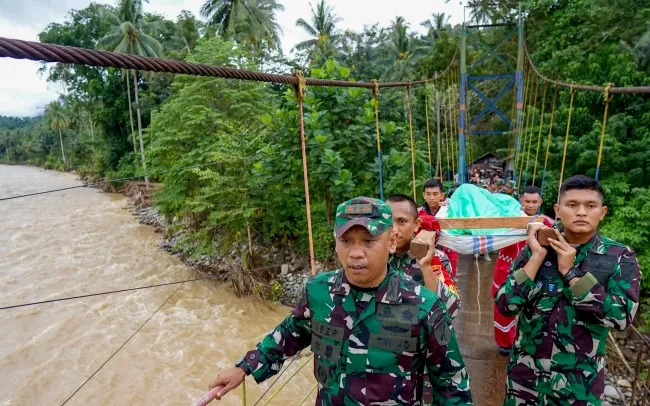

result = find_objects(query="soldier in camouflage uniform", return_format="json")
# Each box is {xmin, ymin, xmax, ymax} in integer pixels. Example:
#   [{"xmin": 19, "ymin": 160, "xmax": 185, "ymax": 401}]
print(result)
[
  {"xmin": 385, "ymin": 194, "xmax": 460, "ymax": 320},
  {"xmin": 495, "ymin": 176, "xmax": 641, "ymax": 405},
  {"xmin": 504, "ymin": 180, "xmax": 519, "ymax": 200},
  {"xmin": 209, "ymin": 197, "xmax": 473, "ymax": 405}
]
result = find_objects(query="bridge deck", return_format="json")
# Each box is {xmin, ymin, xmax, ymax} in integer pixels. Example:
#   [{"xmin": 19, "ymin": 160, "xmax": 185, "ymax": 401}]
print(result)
[{"xmin": 454, "ymin": 255, "xmax": 508, "ymax": 406}]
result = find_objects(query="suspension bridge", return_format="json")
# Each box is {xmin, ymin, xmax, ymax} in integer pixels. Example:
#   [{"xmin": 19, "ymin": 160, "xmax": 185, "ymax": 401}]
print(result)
[{"xmin": 0, "ymin": 4, "xmax": 648, "ymax": 405}]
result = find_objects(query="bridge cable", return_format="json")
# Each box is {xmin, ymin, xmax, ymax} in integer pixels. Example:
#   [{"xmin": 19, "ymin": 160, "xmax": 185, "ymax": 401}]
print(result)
[
  {"xmin": 435, "ymin": 79, "xmax": 443, "ymax": 181},
  {"xmin": 556, "ymin": 85, "xmax": 576, "ymax": 209},
  {"xmin": 424, "ymin": 82, "xmax": 433, "ymax": 178},
  {"xmin": 406, "ymin": 85, "xmax": 417, "ymax": 200},
  {"xmin": 60, "ymin": 282, "xmax": 185, "ymax": 405},
  {"xmin": 371, "ymin": 80, "xmax": 384, "ymax": 199},
  {"xmin": 595, "ymin": 84, "xmax": 614, "ymax": 180},
  {"xmin": 517, "ymin": 63, "xmax": 534, "ymax": 189},
  {"xmin": 523, "ymin": 77, "xmax": 540, "ymax": 186},
  {"xmin": 532, "ymin": 82, "xmax": 548, "ymax": 185},
  {"xmin": 540, "ymin": 85, "xmax": 560, "ymax": 198},
  {"xmin": 0, "ymin": 262, "xmax": 283, "ymax": 311},
  {"xmin": 515, "ymin": 62, "xmax": 532, "ymax": 187},
  {"xmin": 0, "ymin": 145, "xmax": 307, "ymax": 203}
]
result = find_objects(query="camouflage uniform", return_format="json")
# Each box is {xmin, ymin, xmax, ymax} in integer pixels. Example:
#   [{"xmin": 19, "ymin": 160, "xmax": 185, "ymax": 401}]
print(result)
[
  {"xmin": 495, "ymin": 231, "xmax": 641, "ymax": 404},
  {"xmin": 239, "ymin": 197, "xmax": 473, "ymax": 405},
  {"xmin": 388, "ymin": 251, "xmax": 460, "ymax": 320}
]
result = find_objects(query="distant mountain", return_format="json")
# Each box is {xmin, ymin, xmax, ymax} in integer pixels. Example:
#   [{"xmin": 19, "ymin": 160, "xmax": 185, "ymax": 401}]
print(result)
[{"xmin": 0, "ymin": 115, "xmax": 42, "ymax": 130}]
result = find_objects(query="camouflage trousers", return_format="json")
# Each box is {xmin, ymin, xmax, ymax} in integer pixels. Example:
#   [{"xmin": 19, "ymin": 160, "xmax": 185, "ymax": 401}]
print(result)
[
  {"xmin": 422, "ymin": 376, "xmax": 433, "ymax": 405},
  {"xmin": 504, "ymin": 384, "xmax": 602, "ymax": 406}
]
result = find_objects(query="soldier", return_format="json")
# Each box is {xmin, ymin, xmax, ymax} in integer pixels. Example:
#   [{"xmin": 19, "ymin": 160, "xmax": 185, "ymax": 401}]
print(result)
[
  {"xmin": 492, "ymin": 186, "xmax": 553, "ymax": 356},
  {"xmin": 386, "ymin": 194, "xmax": 462, "ymax": 406},
  {"xmin": 385, "ymin": 194, "xmax": 460, "ymax": 319},
  {"xmin": 208, "ymin": 197, "xmax": 473, "ymax": 405},
  {"xmin": 496, "ymin": 179, "xmax": 506, "ymax": 193},
  {"xmin": 504, "ymin": 180, "xmax": 519, "ymax": 200},
  {"xmin": 420, "ymin": 178, "xmax": 460, "ymax": 278},
  {"xmin": 495, "ymin": 175, "xmax": 641, "ymax": 404}
]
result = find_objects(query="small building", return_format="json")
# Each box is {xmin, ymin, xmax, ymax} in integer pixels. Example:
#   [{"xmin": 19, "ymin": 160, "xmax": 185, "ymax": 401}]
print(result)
[{"xmin": 468, "ymin": 152, "xmax": 505, "ymax": 177}]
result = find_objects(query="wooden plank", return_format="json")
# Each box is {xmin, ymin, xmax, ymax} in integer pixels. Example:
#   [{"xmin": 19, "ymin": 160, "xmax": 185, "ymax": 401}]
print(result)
[{"xmin": 438, "ymin": 216, "xmax": 543, "ymax": 230}]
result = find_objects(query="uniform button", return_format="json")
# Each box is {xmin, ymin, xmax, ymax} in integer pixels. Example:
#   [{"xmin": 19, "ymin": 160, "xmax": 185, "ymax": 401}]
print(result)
[{"xmin": 250, "ymin": 354, "xmax": 256, "ymax": 360}]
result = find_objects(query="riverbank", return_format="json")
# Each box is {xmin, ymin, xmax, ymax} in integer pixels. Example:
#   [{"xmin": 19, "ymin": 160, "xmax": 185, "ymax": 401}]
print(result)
[{"xmin": 134, "ymin": 201, "xmax": 316, "ymax": 307}]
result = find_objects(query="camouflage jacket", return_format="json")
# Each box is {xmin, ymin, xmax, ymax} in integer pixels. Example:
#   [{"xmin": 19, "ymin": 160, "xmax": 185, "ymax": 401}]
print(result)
[
  {"xmin": 495, "ymin": 232, "xmax": 641, "ymax": 401},
  {"xmin": 389, "ymin": 252, "xmax": 460, "ymax": 320},
  {"xmin": 242, "ymin": 268, "xmax": 472, "ymax": 405}
]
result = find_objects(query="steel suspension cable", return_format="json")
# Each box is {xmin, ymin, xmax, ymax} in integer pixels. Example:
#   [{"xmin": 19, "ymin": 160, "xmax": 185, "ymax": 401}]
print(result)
[
  {"xmin": 443, "ymin": 81, "xmax": 451, "ymax": 183},
  {"xmin": 406, "ymin": 85, "xmax": 417, "ymax": 200},
  {"xmin": 424, "ymin": 82, "xmax": 433, "ymax": 178},
  {"xmin": 515, "ymin": 63, "xmax": 532, "ymax": 184},
  {"xmin": 540, "ymin": 85, "xmax": 559, "ymax": 197},
  {"xmin": 556, "ymin": 86, "xmax": 576, "ymax": 206},
  {"xmin": 595, "ymin": 84, "xmax": 614, "ymax": 180},
  {"xmin": 60, "ymin": 282, "xmax": 185, "ymax": 405},
  {"xmin": 446, "ymin": 74, "xmax": 456, "ymax": 181},
  {"xmin": 532, "ymin": 82, "xmax": 548, "ymax": 185},
  {"xmin": 523, "ymin": 78, "xmax": 540, "ymax": 185},
  {"xmin": 517, "ymin": 64, "xmax": 534, "ymax": 189},
  {"xmin": 0, "ymin": 144, "xmax": 306, "ymax": 203},
  {"xmin": 294, "ymin": 73, "xmax": 316, "ymax": 276},
  {"xmin": 372, "ymin": 80, "xmax": 384, "ymax": 199},
  {"xmin": 435, "ymin": 80, "xmax": 443, "ymax": 180}
]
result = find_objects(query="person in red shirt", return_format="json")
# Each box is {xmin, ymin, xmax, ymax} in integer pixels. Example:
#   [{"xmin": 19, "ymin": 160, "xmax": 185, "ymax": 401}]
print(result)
[
  {"xmin": 418, "ymin": 178, "xmax": 459, "ymax": 279},
  {"xmin": 493, "ymin": 185, "xmax": 554, "ymax": 355}
]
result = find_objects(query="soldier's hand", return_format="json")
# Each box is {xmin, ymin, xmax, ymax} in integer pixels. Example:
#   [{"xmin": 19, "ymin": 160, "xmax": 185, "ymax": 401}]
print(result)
[
  {"xmin": 207, "ymin": 367, "xmax": 246, "ymax": 400},
  {"xmin": 526, "ymin": 222, "xmax": 548, "ymax": 259},
  {"xmin": 416, "ymin": 235, "xmax": 437, "ymax": 270},
  {"xmin": 548, "ymin": 229, "xmax": 577, "ymax": 276}
]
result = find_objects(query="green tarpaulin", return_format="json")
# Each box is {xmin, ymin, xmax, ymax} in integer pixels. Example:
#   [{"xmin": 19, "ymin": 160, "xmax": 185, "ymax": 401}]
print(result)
[{"xmin": 445, "ymin": 184, "xmax": 523, "ymax": 235}]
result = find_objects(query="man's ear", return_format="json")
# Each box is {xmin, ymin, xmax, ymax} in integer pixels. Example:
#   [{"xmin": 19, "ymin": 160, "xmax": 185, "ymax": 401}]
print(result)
[
  {"xmin": 554, "ymin": 203, "xmax": 560, "ymax": 218},
  {"xmin": 414, "ymin": 216, "xmax": 422, "ymax": 234},
  {"xmin": 388, "ymin": 228, "xmax": 398, "ymax": 254},
  {"xmin": 600, "ymin": 206, "xmax": 608, "ymax": 221}
]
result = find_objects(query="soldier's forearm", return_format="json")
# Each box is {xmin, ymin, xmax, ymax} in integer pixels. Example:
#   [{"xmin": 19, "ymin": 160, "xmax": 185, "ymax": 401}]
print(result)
[{"xmin": 523, "ymin": 253, "xmax": 544, "ymax": 280}]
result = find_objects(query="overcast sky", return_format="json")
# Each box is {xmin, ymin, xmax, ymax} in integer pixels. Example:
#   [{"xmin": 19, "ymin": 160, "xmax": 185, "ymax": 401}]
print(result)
[{"xmin": 0, "ymin": 0, "xmax": 465, "ymax": 117}]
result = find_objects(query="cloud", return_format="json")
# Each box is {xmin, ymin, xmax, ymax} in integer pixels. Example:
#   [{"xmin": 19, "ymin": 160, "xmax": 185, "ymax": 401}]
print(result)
[{"xmin": 0, "ymin": 0, "xmax": 466, "ymax": 117}]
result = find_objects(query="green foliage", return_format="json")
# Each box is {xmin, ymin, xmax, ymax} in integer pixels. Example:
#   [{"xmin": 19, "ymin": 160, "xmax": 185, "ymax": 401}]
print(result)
[{"xmin": 269, "ymin": 280, "xmax": 282, "ymax": 301}]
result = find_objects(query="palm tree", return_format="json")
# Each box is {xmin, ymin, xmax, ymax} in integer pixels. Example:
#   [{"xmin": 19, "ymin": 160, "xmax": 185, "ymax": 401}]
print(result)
[
  {"xmin": 389, "ymin": 16, "xmax": 411, "ymax": 60},
  {"xmin": 201, "ymin": 0, "xmax": 245, "ymax": 34},
  {"xmin": 294, "ymin": 0, "xmax": 342, "ymax": 51},
  {"xmin": 200, "ymin": 0, "xmax": 283, "ymax": 50},
  {"xmin": 421, "ymin": 13, "xmax": 450, "ymax": 41},
  {"xmin": 97, "ymin": 0, "xmax": 163, "ymax": 187},
  {"xmin": 45, "ymin": 101, "xmax": 69, "ymax": 168}
]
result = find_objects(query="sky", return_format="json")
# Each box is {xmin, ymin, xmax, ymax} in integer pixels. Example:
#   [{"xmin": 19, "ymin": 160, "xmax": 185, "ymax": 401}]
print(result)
[{"xmin": 0, "ymin": 0, "xmax": 466, "ymax": 117}]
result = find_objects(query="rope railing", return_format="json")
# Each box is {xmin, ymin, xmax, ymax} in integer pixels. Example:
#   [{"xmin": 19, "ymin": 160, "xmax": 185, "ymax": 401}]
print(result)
[
  {"xmin": 0, "ymin": 37, "xmax": 458, "ymax": 89},
  {"xmin": 524, "ymin": 42, "xmax": 650, "ymax": 94}
]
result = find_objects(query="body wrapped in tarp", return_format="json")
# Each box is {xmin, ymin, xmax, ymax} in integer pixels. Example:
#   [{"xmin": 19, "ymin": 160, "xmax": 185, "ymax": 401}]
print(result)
[{"xmin": 434, "ymin": 184, "xmax": 529, "ymax": 254}]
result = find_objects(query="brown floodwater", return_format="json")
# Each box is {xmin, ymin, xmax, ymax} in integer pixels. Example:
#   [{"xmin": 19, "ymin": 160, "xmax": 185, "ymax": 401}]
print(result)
[{"xmin": 0, "ymin": 165, "xmax": 315, "ymax": 406}]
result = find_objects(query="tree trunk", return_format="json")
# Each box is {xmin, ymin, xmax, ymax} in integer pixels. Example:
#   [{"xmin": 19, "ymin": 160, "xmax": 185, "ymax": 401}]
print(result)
[
  {"xmin": 325, "ymin": 188, "xmax": 332, "ymax": 226},
  {"xmin": 133, "ymin": 70, "xmax": 149, "ymax": 188},
  {"xmin": 89, "ymin": 116, "xmax": 94, "ymax": 141},
  {"xmin": 126, "ymin": 71, "xmax": 137, "ymax": 155},
  {"xmin": 58, "ymin": 129, "xmax": 67, "ymax": 167}
]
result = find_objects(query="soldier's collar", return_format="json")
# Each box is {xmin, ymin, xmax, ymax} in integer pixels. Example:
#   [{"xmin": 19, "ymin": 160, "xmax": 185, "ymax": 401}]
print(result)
[
  {"xmin": 587, "ymin": 232, "xmax": 607, "ymax": 255},
  {"xmin": 330, "ymin": 268, "xmax": 402, "ymax": 304}
]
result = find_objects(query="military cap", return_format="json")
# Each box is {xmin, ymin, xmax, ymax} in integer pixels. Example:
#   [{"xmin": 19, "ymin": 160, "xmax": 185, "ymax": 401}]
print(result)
[
  {"xmin": 496, "ymin": 179, "xmax": 505, "ymax": 186},
  {"xmin": 334, "ymin": 197, "xmax": 393, "ymax": 238},
  {"xmin": 506, "ymin": 180, "xmax": 516, "ymax": 188}
]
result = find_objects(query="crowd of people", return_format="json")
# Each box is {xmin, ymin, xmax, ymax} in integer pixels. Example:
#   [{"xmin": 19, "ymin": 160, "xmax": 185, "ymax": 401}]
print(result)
[{"xmin": 201, "ymin": 175, "xmax": 641, "ymax": 406}]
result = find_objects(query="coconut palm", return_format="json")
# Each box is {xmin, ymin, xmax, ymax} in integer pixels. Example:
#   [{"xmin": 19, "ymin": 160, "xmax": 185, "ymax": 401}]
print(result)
[
  {"xmin": 97, "ymin": 0, "xmax": 163, "ymax": 187},
  {"xmin": 294, "ymin": 0, "xmax": 342, "ymax": 51},
  {"xmin": 45, "ymin": 101, "xmax": 69, "ymax": 167},
  {"xmin": 200, "ymin": 0, "xmax": 283, "ymax": 50},
  {"xmin": 421, "ymin": 13, "xmax": 451, "ymax": 41}
]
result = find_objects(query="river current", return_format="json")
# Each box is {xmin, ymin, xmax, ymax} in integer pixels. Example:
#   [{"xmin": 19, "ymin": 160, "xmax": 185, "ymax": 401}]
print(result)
[{"xmin": 0, "ymin": 165, "xmax": 315, "ymax": 405}]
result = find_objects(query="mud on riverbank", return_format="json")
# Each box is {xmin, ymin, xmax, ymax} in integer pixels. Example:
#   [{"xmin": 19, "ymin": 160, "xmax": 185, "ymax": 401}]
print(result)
[{"xmin": 134, "ymin": 204, "xmax": 318, "ymax": 307}]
